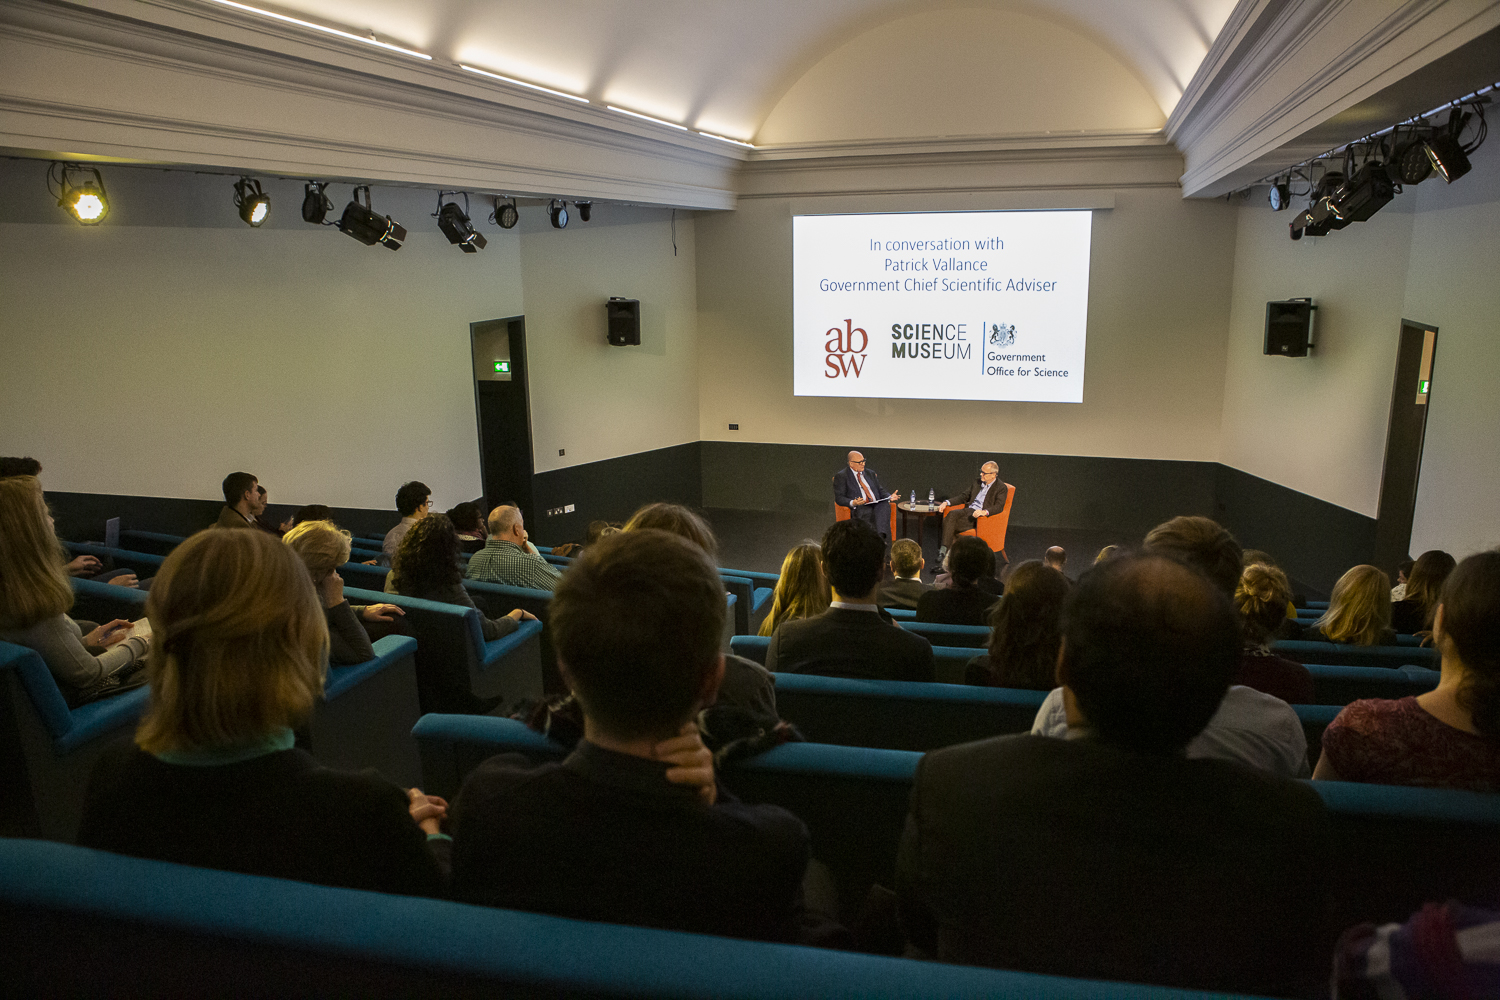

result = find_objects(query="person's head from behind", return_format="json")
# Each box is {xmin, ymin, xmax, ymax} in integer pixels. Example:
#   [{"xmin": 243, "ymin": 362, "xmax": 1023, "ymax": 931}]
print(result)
[
  {"xmin": 292, "ymin": 503, "xmax": 332, "ymax": 526},
  {"xmin": 1434, "ymin": 550, "xmax": 1500, "ymax": 738},
  {"xmin": 488, "ymin": 504, "xmax": 524, "ymax": 544},
  {"xmin": 586, "ymin": 519, "xmax": 611, "ymax": 545},
  {"xmin": 762, "ymin": 542, "xmax": 830, "ymax": 634},
  {"xmin": 0, "ymin": 456, "xmax": 42, "ymax": 479},
  {"xmin": 820, "ymin": 518, "xmax": 885, "ymax": 601},
  {"xmin": 1059, "ymin": 554, "xmax": 1238, "ymax": 755},
  {"xmin": 551, "ymin": 530, "xmax": 725, "ymax": 743},
  {"xmin": 1404, "ymin": 549, "xmax": 1457, "ymax": 623},
  {"xmin": 1043, "ymin": 546, "xmax": 1066, "ymax": 571},
  {"xmin": 890, "ymin": 537, "xmax": 923, "ymax": 579},
  {"xmin": 392, "ymin": 513, "xmax": 460, "ymax": 595},
  {"xmin": 395, "ymin": 481, "xmax": 431, "ymax": 519},
  {"xmin": 0, "ymin": 475, "xmax": 73, "ymax": 630},
  {"xmin": 1235, "ymin": 562, "xmax": 1292, "ymax": 644},
  {"xmin": 136, "ymin": 530, "xmax": 326, "ymax": 755},
  {"xmin": 222, "ymin": 472, "xmax": 261, "ymax": 514},
  {"xmin": 623, "ymin": 503, "xmax": 718, "ymax": 558},
  {"xmin": 1242, "ymin": 548, "xmax": 1278, "ymax": 569},
  {"xmin": 1397, "ymin": 558, "xmax": 1416, "ymax": 585},
  {"xmin": 446, "ymin": 501, "xmax": 484, "ymax": 535},
  {"xmin": 1143, "ymin": 515, "xmax": 1243, "ymax": 598},
  {"xmin": 987, "ymin": 560, "xmax": 1069, "ymax": 690},
  {"xmin": 282, "ymin": 519, "xmax": 352, "ymax": 584},
  {"xmin": 945, "ymin": 536, "xmax": 991, "ymax": 589},
  {"xmin": 1318, "ymin": 565, "xmax": 1392, "ymax": 644},
  {"xmin": 1094, "ymin": 544, "xmax": 1121, "ymax": 564}
]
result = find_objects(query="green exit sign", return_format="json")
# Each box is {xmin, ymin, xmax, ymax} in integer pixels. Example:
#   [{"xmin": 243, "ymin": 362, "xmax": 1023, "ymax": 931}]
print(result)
[
  {"xmin": 1418, "ymin": 379, "xmax": 1429, "ymax": 393},
  {"xmin": 493, "ymin": 361, "xmax": 510, "ymax": 374}
]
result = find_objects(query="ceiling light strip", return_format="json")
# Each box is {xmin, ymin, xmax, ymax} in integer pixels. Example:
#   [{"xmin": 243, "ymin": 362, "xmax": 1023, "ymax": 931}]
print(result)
[
  {"xmin": 698, "ymin": 131, "xmax": 754, "ymax": 149},
  {"xmin": 606, "ymin": 106, "xmax": 689, "ymax": 132},
  {"xmin": 459, "ymin": 65, "xmax": 589, "ymax": 103},
  {"xmin": 200, "ymin": 0, "xmax": 432, "ymax": 60}
]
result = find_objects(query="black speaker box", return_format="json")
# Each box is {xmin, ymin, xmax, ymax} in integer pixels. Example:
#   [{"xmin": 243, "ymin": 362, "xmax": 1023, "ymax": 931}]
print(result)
[
  {"xmin": 607, "ymin": 297, "xmax": 640, "ymax": 346},
  {"xmin": 1264, "ymin": 299, "xmax": 1316, "ymax": 357}
]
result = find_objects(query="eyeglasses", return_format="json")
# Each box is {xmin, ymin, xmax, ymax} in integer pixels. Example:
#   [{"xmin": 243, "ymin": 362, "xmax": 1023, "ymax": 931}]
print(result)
[{"xmin": 850, "ymin": 460, "xmax": 866, "ymax": 466}]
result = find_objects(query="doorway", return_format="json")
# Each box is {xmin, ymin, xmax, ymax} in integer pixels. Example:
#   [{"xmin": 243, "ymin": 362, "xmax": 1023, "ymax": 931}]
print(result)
[
  {"xmin": 1371, "ymin": 320, "xmax": 1438, "ymax": 574},
  {"xmin": 470, "ymin": 316, "xmax": 536, "ymax": 525}
]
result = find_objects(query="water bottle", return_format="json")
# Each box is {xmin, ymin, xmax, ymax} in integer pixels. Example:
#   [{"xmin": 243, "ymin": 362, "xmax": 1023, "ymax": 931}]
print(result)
[
  {"xmin": 909, "ymin": 488, "xmax": 916, "ymax": 505},
  {"xmin": 927, "ymin": 488, "xmax": 935, "ymax": 506}
]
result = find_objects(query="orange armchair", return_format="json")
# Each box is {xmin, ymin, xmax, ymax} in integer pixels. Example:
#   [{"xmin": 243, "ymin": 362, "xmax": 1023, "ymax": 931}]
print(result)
[
  {"xmin": 957, "ymin": 482, "xmax": 1014, "ymax": 561},
  {"xmin": 833, "ymin": 475, "xmax": 897, "ymax": 538}
]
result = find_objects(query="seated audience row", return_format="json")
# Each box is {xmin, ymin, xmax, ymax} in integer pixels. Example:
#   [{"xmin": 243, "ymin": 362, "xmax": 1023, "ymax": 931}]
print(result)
[{"xmin": 387, "ymin": 513, "xmax": 536, "ymax": 639}]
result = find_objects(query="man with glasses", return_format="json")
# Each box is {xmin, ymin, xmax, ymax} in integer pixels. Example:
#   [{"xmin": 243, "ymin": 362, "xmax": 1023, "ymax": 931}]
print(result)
[
  {"xmin": 937, "ymin": 461, "xmax": 1004, "ymax": 561},
  {"xmin": 833, "ymin": 451, "xmax": 894, "ymax": 541},
  {"xmin": 381, "ymin": 481, "xmax": 431, "ymax": 566}
]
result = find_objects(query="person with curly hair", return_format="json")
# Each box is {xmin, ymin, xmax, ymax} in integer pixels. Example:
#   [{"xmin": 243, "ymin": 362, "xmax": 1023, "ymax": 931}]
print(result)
[
  {"xmin": 1307, "ymin": 565, "xmax": 1397, "ymax": 646},
  {"xmin": 758, "ymin": 543, "xmax": 830, "ymax": 637},
  {"xmin": 1315, "ymin": 550, "xmax": 1500, "ymax": 791},
  {"xmin": 965, "ymin": 560, "xmax": 1068, "ymax": 689},
  {"xmin": 1233, "ymin": 563, "xmax": 1314, "ymax": 704},
  {"xmin": 283, "ymin": 519, "xmax": 406, "ymax": 665},
  {"xmin": 389, "ymin": 514, "xmax": 535, "ymax": 641}
]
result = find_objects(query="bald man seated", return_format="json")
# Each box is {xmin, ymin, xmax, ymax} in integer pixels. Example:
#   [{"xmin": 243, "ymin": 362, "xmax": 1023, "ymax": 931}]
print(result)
[
  {"xmin": 465, "ymin": 505, "xmax": 563, "ymax": 591},
  {"xmin": 832, "ymin": 450, "xmax": 894, "ymax": 540}
]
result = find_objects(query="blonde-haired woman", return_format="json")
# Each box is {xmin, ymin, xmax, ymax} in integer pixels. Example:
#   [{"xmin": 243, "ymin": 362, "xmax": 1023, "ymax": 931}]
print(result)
[
  {"xmin": 1233, "ymin": 563, "xmax": 1314, "ymax": 703},
  {"xmin": 1308, "ymin": 565, "xmax": 1398, "ymax": 646},
  {"xmin": 758, "ymin": 543, "xmax": 830, "ymax": 637},
  {"xmin": 283, "ymin": 519, "xmax": 405, "ymax": 665},
  {"xmin": 0, "ymin": 476, "xmax": 149, "ymax": 705},
  {"xmin": 77, "ymin": 528, "xmax": 449, "ymax": 895}
]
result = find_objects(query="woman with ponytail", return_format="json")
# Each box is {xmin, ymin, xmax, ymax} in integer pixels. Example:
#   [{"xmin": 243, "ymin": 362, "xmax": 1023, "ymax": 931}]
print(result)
[
  {"xmin": 1314, "ymin": 550, "xmax": 1500, "ymax": 791},
  {"xmin": 1233, "ymin": 563, "xmax": 1314, "ymax": 705}
]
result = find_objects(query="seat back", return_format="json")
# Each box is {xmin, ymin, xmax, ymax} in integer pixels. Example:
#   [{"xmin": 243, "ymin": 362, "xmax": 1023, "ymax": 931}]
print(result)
[
  {"xmin": 1305, "ymin": 662, "xmax": 1439, "ymax": 705},
  {"xmin": 117, "ymin": 529, "xmax": 185, "ymax": 555},
  {"xmin": 897, "ymin": 620, "xmax": 990, "ymax": 648},
  {"xmin": 1274, "ymin": 640, "xmax": 1438, "ymax": 670},
  {"xmin": 63, "ymin": 542, "xmax": 165, "ymax": 579},
  {"xmin": 343, "ymin": 586, "xmax": 487, "ymax": 714},
  {"xmin": 958, "ymin": 481, "xmax": 1014, "ymax": 556}
]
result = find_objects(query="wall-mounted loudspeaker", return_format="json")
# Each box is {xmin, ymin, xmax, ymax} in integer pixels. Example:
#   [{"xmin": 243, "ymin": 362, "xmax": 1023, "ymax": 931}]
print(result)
[
  {"xmin": 607, "ymin": 297, "xmax": 640, "ymax": 346},
  {"xmin": 1264, "ymin": 299, "xmax": 1317, "ymax": 357}
]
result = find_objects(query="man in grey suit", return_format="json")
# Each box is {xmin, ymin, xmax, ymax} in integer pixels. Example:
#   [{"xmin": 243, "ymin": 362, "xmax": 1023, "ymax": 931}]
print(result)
[{"xmin": 937, "ymin": 460, "xmax": 1005, "ymax": 559}]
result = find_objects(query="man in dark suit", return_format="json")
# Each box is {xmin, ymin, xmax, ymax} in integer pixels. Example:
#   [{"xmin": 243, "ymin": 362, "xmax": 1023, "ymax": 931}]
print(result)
[
  {"xmin": 877, "ymin": 538, "xmax": 929, "ymax": 609},
  {"xmin": 767, "ymin": 518, "xmax": 934, "ymax": 681},
  {"xmin": 896, "ymin": 553, "xmax": 1331, "ymax": 996},
  {"xmin": 832, "ymin": 450, "xmax": 893, "ymax": 540},
  {"xmin": 449, "ymin": 530, "xmax": 818, "ymax": 943},
  {"xmin": 937, "ymin": 460, "xmax": 1005, "ymax": 558}
]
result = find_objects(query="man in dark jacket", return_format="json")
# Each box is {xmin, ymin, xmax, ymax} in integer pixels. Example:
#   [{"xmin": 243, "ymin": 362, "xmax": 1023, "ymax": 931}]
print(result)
[{"xmin": 937, "ymin": 460, "xmax": 1005, "ymax": 558}]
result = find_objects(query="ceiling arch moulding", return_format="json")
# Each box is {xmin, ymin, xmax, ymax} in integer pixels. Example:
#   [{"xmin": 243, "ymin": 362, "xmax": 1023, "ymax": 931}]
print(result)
[
  {"xmin": 1, "ymin": 0, "xmax": 742, "ymax": 208},
  {"xmin": 1168, "ymin": 0, "xmax": 1500, "ymax": 197}
]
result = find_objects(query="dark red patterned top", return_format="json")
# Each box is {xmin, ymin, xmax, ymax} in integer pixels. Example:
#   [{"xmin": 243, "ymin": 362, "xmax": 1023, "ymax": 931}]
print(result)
[{"xmin": 1320, "ymin": 697, "xmax": 1500, "ymax": 792}]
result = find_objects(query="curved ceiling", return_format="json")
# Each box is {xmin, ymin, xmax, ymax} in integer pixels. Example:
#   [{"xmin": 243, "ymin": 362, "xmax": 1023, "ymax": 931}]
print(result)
[{"xmin": 231, "ymin": 0, "xmax": 1240, "ymax": 142}]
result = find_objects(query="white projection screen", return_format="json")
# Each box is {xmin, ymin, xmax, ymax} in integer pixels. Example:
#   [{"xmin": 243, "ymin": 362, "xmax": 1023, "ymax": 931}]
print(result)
[{"xmin": 792, "ymin": 211, "xmax": 1092, "ymax": 402}]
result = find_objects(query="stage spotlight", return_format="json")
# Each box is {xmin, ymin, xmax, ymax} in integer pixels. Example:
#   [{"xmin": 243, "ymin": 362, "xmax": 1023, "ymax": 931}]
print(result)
[
  {"xmin": 1423, "ymin": 133, "xmax": 1472, "ymax": 183},
  {"xmin": 49, "ymin": 163, "xmax": 109, "ymax": 225},
  {"xmin": 493, "ymin": 197, "xmax": 519, "ymax": 229},
  {"xmin": 548, "ymin": 199, "xmax": 569, "ymax": 229},
  {"xmin": 1392, "ymin": 139, "xmax": 1434, "ymax": 184},
  {"xmin": 435, "ymin": 193, "xmax": 487, "ymax": 252},
  {"xmin": 576, "ymin": 201, "xmax": 592, "ymax": 222},
  {"xmin": 233, "ymin": 177, "xmax": 270, "ymax": 227},
  {"xmin": 1268, "ymin": 181, "xmax": 1290, "ymax": 211},
  {"xmin": 302, "ymin": 181, "xmax": 335, "ymax": 224},
  {"xmin": 338, "ymin": 185, "xmax": 406, "ymax": 250},
  {"xmin": 1326, "ymin": 163, "xmax": 1395, "ymax": 224}
]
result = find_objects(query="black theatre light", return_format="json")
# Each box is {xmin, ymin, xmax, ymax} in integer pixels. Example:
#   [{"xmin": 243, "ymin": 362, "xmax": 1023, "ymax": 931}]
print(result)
[
  {"xmin": 1326, "ymin": 163, "xmax": 1396, "ymax": 224},
  {"xmin": 302, "ymin": 181, "xmax": 335, "ymax": 224},
  {"xmin": 435, "ymin": 193, "xmax": 487, "ymax": 252},
  {"xmin": 1423, "ymin": 131, "xmax": 1472, "ymax": 183},
  {"xmin": 548, "ymin": 199, "xmax": 569, "ymax": 229},
  {"xmin": 338, "ymin": 185, "xmax": 406, "ymax": 250},
  {"xmin": 49, "ymin": 163, "xmax": 109, "ymax": 225},
  {"xmin": 576, "ymin": 200, "xmax": 592, "ymax": 222},
  {"xmin": 1268, "ymin": 181, "xmax": 1290, "ymax": 211},
  {"xmin": 1392, "ymin": 138, "xmax": 1434, "ymax": 185},
  {"xmin": 493, "ymin": 196, "xmax": 519, "ymax": 229},
  {"xmin": 233, "ymin": 177, "xmax": 270, "ymax": 227}
]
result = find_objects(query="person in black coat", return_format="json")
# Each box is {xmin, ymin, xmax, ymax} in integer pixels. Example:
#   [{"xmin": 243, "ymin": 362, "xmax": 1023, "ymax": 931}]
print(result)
[
  {"xmin": 832, "ymin": 451, "xmax": 893, "ymax": 539},
  {"xmin": 917, "ymin": 536, "xmax": 1000, "ymax": 626}
]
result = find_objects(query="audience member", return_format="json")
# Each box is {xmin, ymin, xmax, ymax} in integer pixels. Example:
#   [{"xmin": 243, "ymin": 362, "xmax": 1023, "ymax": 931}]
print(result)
[
  {"xmin": 446, "ymin": 501, "xmax": 488, "ymax": 554},
  {"xmin": 932, "ymin": 543, "xmax": 1003, "ymax": 598},
  {"xmin": 0, "ymin": 456, "xmax": 43, "ymax": 479},
  {"xmin": 291, "ymin": 503, "xmax": 332, "ymax": 526},
  {"xmin": 76, "ymin": 529, "xmax": 449, "ymax": 896},
  {"xmin": 1334, "ymin": 901, "xmax": 1500, "ymax": 998},
  {"xmin": 449, "ymin": 530, "xmax": 819, "ymax": 942},
  {"xmin": 1241, "ymin": 547, "xmax": 1310, "ymax": 614},
  {"xmin": 916, "ymin": 536, "xmax": 998, "ymax": 625},
  {"xmin": 282, "ymin": 520, "xmax": 406, "ymax": 665},
  {"xmin": 1390, "ymin": 549, "xmax": 1455, "ymax": 634},
  {"xmin": 381, "ymin": 481, "xmax": 431, "ymax": 566},
  {"xmin": 391, "ymin": 515, "xmax": 535, "ymax": 640},
  {"xmin": 876, "ymin": 538, "xmax": 928, "ymax": 610},
  {"xmin": 1042, "ymin": 545, "xmax": 1067, "ymax": 578},
  {"xmin": 2, "ymin": 456, "xmax": 139, "ymax": 586},
  {"xmin": 897, "ymin": 554, "xmax": 1330, "ymax": 995},
  {"xmin": 0, "ymin": 476, "xmax": 150, "ymax": 705},
  {"xmin": 936, "ymin": 461, "xmax": 1005, "ymax": 561},
  {"xmin": 766, "ymin": 519, "xmax": 934, "ymax": 682},
  {"xmin": 758, "ymin": 542, "xmax": 831, "ymax": 637},
  {"xmin": 465, "ymin": 505, "xmax": 562, "ymax": 591},
  {"xmin": 1307, "ymin": 565, "xmax": 1397, "ymax": 646},
  {"xmin": 549, "ymin": 519, "xmax": 618, "ymax": 559},
  {"xmin": 623, "ymin": 502, "xmax": 718, "ymax": 555},
  {"xmin": 215, "ymin": 472, "xmax": 274, "ymax": 532},
  {"xmin": 1391, "ymin": 557, "xmax": 1416, "ymax": 601},
  {"xmin": 965, "ymin": 560, "xmax": 1068, "ymax": 689},
  {"xmin": 1314, "ymin": 550, "xmax": 1500, "ymax": 791},
  {"xmin": 1233, "ymin": 563, "xmax": 1315, "ymax": 704},
  {"xmin": 1094, "ymin": 544, "xmax": 1121, "ymax": 563}
]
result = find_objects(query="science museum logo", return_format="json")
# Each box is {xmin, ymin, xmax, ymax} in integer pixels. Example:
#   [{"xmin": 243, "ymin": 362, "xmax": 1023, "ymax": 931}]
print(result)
[
  {"xmin": 824, "ymin": 319, "xmax": 867, "ymax": 378},
  {"xmin": 989, "ymin": 323, "xmax": 1016, "ymax": 347}
]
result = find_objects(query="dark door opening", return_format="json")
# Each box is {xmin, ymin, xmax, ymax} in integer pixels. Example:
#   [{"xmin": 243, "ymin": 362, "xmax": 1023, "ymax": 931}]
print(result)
[
  {"xmin": 1372, "ymin": 320, "xmax": 1438, "ymax": 574},
  {"xmin": 471, "ymin": 316, "xmax": 535, "ymax": 525}
]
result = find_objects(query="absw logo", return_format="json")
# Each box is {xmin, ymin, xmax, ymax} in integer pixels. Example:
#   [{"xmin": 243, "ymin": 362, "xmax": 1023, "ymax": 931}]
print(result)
[{"xmin": 824, "ymin": 319, "xmax": 867, "ymax": 378}]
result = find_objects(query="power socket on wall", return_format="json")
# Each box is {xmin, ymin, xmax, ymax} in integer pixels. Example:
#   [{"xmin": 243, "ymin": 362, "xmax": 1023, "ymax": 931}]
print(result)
[{"xmin": 545, "ymin": 504, "xmax": 576, "ymax": 517}]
